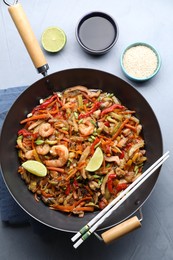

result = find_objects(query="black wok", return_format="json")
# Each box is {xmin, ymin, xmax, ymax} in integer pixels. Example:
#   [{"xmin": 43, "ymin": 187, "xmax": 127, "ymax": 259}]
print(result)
[
  {"xmin": 0, "ymin": 2, "xmax": 162, "ymax": 234},
  {"xmin": 0, "ymin": 68, "xmax": 163, "ymax": 232}
]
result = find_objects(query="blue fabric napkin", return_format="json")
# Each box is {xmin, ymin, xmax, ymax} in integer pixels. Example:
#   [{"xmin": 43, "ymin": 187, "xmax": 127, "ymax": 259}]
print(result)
[{"xmin": 0, "ymin": 86, "xmax": 30, "ymax": 224}]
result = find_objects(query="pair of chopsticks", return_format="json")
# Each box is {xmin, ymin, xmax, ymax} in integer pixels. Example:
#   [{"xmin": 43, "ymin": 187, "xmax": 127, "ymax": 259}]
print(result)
[{"xmin": 71, "ymin": 151, "xmax": 170, "ymax": 249}]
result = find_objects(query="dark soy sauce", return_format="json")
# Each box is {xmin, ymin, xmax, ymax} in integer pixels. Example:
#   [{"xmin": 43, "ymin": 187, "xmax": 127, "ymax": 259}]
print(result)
[{"xmin": 78, "ymin": 16, "xmax": 116, "ymax": 51}]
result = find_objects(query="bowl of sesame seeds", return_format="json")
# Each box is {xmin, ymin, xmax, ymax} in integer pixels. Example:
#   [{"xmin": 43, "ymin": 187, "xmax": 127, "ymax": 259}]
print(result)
[{"xmin": 120, "ymin": 42, "xmax": 161, "ymax": 81}]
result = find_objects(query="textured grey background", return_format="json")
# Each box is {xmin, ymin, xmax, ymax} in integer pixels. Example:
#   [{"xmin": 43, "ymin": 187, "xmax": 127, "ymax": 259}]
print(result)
[{"xmin": 0, "ymin": 0, "xmax": 173, "ymax": 259}]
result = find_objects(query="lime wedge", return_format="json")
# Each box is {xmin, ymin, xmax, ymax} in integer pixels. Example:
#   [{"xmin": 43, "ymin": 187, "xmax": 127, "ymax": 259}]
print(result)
[
  {"xmin": 86, "ymin": 147, "xmax": 104, "ymax": 172},
  {"xmin": 22, "ymin": 160, "xmax": 47, "ymax": 177},
  {"xmin": 41, "ymin": 26, "xmax": 67, "ymax": 53}
]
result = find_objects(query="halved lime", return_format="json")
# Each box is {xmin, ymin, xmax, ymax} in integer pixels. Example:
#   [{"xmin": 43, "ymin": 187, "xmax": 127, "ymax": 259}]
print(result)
[
  {"xmin": 22, "ymin": 160, "xmax": 47, "ymax": 177},
  {"xmin": 41, "ymin": 26, "xmax": 67, "ymax": 53},
  {"xmin": 86, "ymin": 147, "xmax": 104, "ymax": 172}
]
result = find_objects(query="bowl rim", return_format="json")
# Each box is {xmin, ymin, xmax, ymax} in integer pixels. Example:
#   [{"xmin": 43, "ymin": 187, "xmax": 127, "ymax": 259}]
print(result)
[
  {"xmin": 120, "ymin": 42, "xmax": 161, "ymax": 81},
  {"xmin": 75, "ymin": 11, "xmax": 119, "ymax": 55}
]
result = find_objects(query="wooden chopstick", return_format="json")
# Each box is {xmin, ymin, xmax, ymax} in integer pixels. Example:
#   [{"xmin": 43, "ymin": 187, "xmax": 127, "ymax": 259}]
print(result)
[{"xmin": 72, "ymin": 151, "xmax": 170, "ymax": 249}]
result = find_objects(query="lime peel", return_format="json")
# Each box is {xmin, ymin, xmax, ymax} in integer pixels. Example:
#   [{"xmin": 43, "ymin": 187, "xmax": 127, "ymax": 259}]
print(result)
[
  {"xmin": 86, "ymin": 147, "xmax": 104, "ymax": 172},
  {"xmin": 22, "ymin": 160, "xmax": 47, "ymax": 177},
  {"xmin": 41, "ymin": 26, "xmax": 67, "ymax": 53}
]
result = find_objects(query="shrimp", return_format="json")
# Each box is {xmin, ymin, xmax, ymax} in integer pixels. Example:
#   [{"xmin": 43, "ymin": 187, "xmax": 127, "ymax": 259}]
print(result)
[
  {"xmin": 78, "ymin": 117, "xmax": 94, "ymax": 136},
  {"xmin": 36, "ymin": 144, "xmax": 50, "ymax": 155},
  {"xmin": 25, "ymin": 150, "xmax": 35, "ymax": 160},
  {"xmin": 38, "ymin": 123, "xmax": 54, "ymax": 138},
  {"xmin": 44, "ymin": 145, "xmax": 69, "ymax": 167},
  {"xmin": 28, "ymin": 120, "xmax": 43, "ymax": 130}
]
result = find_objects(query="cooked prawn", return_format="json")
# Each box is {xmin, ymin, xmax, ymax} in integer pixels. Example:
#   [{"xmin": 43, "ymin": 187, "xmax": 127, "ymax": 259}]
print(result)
[
  {"xmin": 78, "ymin": 117, "xmax": 94, "ymax": 136},
  {"xmin": 28, "ymin": 120, "xmax": 43, "ymax": 130},
  {"xmin": 45, "ymin": 145, "xmax": 69, "ymax": 167},
  {"xmin": 25, "ymin": 150, "xmax": 34, "ymax": 160},
  {"xmin": 36, "ymin": 144, "xmax": 50, "ymax": 155},
  {"xmin": 38, "ymin": 123, "xmax": 54, "ymax": 137}
]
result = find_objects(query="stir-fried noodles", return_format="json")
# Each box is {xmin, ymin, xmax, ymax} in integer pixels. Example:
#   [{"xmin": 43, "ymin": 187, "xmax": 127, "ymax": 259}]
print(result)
[{"xmin": 16, "ymin": 86, "xmax": 147, "ymax": 217}]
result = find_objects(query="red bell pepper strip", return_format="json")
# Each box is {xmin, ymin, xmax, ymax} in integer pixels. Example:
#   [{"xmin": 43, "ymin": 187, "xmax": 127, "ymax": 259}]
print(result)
[
  {"xmin": 101, "ymin": 104, "xmax": 125, "ymax": 117},
  {"xmin": 116, "ymin": 183, "xmax": 128, "ymax": 192},
  {"xmin": 119, "ymin": 150, "xmax": 125, "ymax": 159},
  {"xmin": 105, "ymin": 144, "xmax": 111, "ymax": 154},
  {"xmin": 104, "ymin": 121, "xmax": 110, "ymax": 127},
  {"xmin": 41, "ymin": 191, "xmax": 54, "ymax": 198},
  {"xmin": 32, "ymin": 94, "xmax": 62, "ymax": 113},
  {"xmin": 78, "ymin": 102, "xmax": 102, "ymax": 119},
  {"xmin": 90, "ymin": 137, "xmax": 100, "ymax": 155},
  {"xmin": 73, "ymin": 178, "xmax": 79, "ymax": 189},
  {"xmin": 18, "ymin": 129, "xmax": 38, "ymax": 141},
  {"xmin": 107, "ymin": 174, "xmax": 117, "ymax": 193},
  {"xmin": 18, "ymin": 129, "xmax": 32, "ymax": 137},
  {"xmin": 65, "ymin": 184, "xmax": 71, "ymax": 195}
]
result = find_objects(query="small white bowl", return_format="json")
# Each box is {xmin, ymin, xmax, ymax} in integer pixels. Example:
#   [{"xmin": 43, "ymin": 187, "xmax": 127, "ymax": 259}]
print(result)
[{"xmin": 120, "ymin": 42, "xmax": 161, "ymax": 81}]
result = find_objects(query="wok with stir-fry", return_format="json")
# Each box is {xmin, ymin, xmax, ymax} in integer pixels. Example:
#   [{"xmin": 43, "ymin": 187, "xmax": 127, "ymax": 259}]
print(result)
[{"xmin": 16, "ymin": 86, "xmax": 147, "ymax": 217}]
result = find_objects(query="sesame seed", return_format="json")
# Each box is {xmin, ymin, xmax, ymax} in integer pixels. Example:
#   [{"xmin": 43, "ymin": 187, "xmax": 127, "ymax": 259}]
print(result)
[{"xmin": 123, "ymin": 45, "xmax": 158, "ymax": 79}]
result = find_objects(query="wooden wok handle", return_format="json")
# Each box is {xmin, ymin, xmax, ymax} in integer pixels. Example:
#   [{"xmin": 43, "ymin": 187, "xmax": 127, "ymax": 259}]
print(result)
[
  {"xmin": 101, "ymin": 216, "xmax": 141, "ymax": 244},
  {"xmin": 8, "ymin": 3, "xmax": 49, "ymax": 76}
]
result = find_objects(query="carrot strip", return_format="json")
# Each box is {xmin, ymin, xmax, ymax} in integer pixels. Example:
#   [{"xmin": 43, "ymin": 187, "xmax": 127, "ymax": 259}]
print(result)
[
  {"xmin": 20, "ymin": 108, "xmax": 60, "ymax": 124},
  {"xmin": 39, "ymin": 109, "xmax": 59, "ymax": 115},
  {"xmin": 41, "ymin": 191, "xmax": 54, "ymax": 198},
  {"xmin": 125, "ymin": 123, "xmax": 137, "ymax": 132},
  {"xmin": 69, "ymin": 149, "xmax": 82, "ymax": 155},
  {"xmin": 99, "ymin": 135, "xmax": 113, "ymax": 141},
  {"xmin": 66, "ymin": 169, "xmax": 78, "ymax": 181},
  {"xmin": 84, "ymin": 185, "xmax": 93, "ymax": 195},
  {"xmin": 49, "ymin": 109, "xmax": 60, "ymax": 115},
  {"xmin": 77, "ymin": 161, "xmax": 86, "ymax": 170},
  {"xmin": 73, "ymin": 206, "xmax": 94, "ymax": 212},
  {"xmin": 47, "ymin": 99, "xmax": 58, "ymax": 108},
  {"xmin": 112, "ymin": 118, "xmax": 129, "ymax": 140},
  {"xmin": 111, "ymin": 147, "xmax": 120, "ymax": 153},
  {"xmin": 62, "ymin": 103, "xmax": 76, "ymax": 109},
  {"xmin": 83, "ymin": 104, "xmax": 88, "ymax": 113},
  {"xmin": 50, "ymin": 196, "xmax": 92, "ymax": 212},
  {"xmin": 46, "ymin": 166, "xmax": 65, "ymax": 173},
  {"xmin": 76, "ymin": 143, "xmax": 83, "ymax": 152},
  {"xmin": 58, "ymin": 129, "xmax": 69, "ymax": 135},
  {"xmin": 20, "ymin": 114, "xmax": 49, "ymax": 124},
  {"xmin": 50, "ymin": 204, "xmax": 74, "ymax": 212},
  {"xmin": 74, "ymin": 196, "xmax": 92, "ymax": 207},
  {"xmin": 51, "ymin": 176, "xmax": 63, "ymax": 182}
]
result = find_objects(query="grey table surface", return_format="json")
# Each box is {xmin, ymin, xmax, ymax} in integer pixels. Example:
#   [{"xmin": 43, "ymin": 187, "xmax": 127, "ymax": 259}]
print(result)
[{"xmin": 0, "ymin": 0, "xmax": 173, "ymax": 259}]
